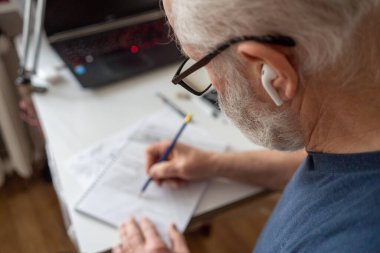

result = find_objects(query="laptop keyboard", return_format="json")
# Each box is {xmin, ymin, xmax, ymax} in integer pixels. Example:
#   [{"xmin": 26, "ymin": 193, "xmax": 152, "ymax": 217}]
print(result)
[{"xmin": 50, "ymin": 18, "xmax": 183, "ymax": 88}]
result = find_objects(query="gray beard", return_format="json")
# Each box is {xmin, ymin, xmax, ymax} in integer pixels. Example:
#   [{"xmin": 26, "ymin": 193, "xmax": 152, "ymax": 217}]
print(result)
[{"xmin": 217, "ymin": 64, "xmax": 304, "ymax": 151}]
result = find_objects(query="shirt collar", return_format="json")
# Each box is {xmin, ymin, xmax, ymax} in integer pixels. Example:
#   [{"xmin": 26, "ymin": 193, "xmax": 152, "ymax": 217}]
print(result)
[{"xmin": 307, "ymin": 151, "xmax": 380, "ymax": 173}]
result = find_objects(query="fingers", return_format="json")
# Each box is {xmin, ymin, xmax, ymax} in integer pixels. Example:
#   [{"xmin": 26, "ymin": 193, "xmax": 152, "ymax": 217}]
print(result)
[
  {"xmin": 154, "ymin": 178, "xmax": 186, "ymax": 189},
  {"xmin": 145, "ymin": 141, "xmax": 171, "ymax": 174},
  {"xmin": 141, "ymin": 218, "xmax": 168, "ymax": 252},
  {"xmin": 163, "ymin": 178, "xmax": 186, "ymax": 188},
  {"xmin": 169, "ymin": 224, "xmax": 190, "ymax": 253},
  {"xmin": 112, "ymin": 244, "xmax": 123, "ymax": 253},
  {"xmin": 119, "ymin": 224, "xmax": 128, "ymax": 247},
  {"xmin": 117, "ymin": 217, "xmax": 170, "ymax": 253},
  {"xmin": 150, "ymin": 161, "xmax": 180, "ymax": 179},
  {"xmin": 145, "ymin": 141, "xmax": 189, "ymax": 188},
  {"xmin": 140, "ymin": 217, "xmax": 162, "ymax": 243},
  {"xmin": 124, "ymin": 217, "xmax": 144, "ymax": 245},
  {"xmin": 153, "ymin": 178, "xmax": 163, "ymax": 187}
]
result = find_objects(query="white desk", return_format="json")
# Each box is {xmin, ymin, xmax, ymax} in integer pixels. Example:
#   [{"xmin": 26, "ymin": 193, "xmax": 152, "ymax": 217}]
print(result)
[{"xmin": 23, "ymin": 37, "xmax": 262, "ymax": 252}]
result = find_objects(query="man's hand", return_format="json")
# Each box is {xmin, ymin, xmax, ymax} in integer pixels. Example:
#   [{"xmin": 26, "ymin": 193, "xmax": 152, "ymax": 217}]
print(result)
[
  {"xmin": 113, "ymin": 217, "xmax": 190, "ymax": 253},
  {"xmin": 145, "ymin": 141, "xmax": 217, "ymax": 188}
]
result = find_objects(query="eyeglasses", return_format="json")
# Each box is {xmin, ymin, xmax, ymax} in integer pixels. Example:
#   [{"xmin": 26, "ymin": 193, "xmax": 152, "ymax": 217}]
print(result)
[{"xmin": 171, "ymin": 35, "xmax": 296, "ymax": 96}]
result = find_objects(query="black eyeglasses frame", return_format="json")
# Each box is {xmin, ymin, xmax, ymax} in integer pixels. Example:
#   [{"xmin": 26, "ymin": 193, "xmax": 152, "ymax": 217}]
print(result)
[{"xmin": 171, "ymin": 35, "xmax": 296, "ymax": 96}]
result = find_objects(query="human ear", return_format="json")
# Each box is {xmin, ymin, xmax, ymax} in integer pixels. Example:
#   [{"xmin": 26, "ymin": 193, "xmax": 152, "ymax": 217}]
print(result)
[{"xmin": 237, "ymin": 42, "xmax": 298, "ymax": 103}]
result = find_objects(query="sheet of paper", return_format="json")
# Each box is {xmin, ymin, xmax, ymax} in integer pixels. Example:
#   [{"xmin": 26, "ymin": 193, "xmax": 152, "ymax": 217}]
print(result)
[
  {"xmin": 65, "ymin": 108, "xmax": 226, "ymax": 187},
  {"xmin": 64, "ymin": 124, "xmax": 139, "ymax": 188},
  {"xmin": 133, "ymin": 108, "xmax": 227, "ymax": 150},
  {"xmin": 74, "ymin": 109, "xmax": 227, "ymax": 244},
  {"xmin": 76, "ymin": 141, "xmax": 208, "ymax": 244}
]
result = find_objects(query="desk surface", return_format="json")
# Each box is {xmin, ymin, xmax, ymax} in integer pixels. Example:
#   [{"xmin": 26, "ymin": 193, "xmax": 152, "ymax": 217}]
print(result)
[{"xmin": 24, "ymin": 37, "xmax": 262, "ymax": 252}]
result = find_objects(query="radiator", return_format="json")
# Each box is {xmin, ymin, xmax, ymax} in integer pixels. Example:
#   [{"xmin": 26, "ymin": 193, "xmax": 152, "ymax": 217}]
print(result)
[{"xmin": 0, "ymin": 35, "xmax": 33, "ymax": 186}]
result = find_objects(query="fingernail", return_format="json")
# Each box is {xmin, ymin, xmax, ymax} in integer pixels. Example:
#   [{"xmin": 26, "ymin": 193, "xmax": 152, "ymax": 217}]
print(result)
[{"xmin": 171, "ymin": 223, "xmax": 178, "ymax": 231}]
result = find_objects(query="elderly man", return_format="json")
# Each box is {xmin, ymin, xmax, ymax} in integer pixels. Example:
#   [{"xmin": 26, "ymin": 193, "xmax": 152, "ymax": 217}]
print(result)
[{"xmin": 113, "ymin": 1, "xmax": 380, "ymax": 252}]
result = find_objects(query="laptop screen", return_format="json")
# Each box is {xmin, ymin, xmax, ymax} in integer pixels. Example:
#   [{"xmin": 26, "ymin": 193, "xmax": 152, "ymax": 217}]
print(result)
[{"xmin": 44, "ymin": 0, "xmax": 160, "ymax": 36}]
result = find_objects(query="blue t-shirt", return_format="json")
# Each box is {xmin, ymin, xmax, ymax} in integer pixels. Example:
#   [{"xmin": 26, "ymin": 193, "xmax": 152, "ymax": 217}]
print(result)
[{"xmin": 254, "ymin": 152, "xmax": 380, "ymax": 253}]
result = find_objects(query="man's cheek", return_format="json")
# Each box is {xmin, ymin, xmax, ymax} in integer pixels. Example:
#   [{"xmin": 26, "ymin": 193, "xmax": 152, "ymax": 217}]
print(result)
[{"xmin": 206, "ymin": 69, "xmax": 224, "ymax": 93}]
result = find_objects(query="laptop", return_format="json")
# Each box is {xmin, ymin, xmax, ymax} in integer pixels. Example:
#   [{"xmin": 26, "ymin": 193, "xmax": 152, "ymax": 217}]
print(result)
[{"xmin": 44, "ymin": 0, "xmax": 183, "ymax": 88}]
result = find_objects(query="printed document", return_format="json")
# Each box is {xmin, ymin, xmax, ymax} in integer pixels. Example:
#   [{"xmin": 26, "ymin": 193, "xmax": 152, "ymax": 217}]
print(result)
[{"xmin": 74, "ymin": 109, "xmax": 227, "ymax": 243}]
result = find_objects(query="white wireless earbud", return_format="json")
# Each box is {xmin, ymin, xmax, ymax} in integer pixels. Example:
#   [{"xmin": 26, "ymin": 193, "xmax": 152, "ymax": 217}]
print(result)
[{"xmin": 261, "ymin": 64, "xmax": 283, "ymax": 106}]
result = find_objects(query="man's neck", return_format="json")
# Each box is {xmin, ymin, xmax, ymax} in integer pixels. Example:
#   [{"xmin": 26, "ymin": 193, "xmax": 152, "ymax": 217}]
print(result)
[{"xmin": 297, "ymin": 82, "xmax": 380, "ymax": 154}]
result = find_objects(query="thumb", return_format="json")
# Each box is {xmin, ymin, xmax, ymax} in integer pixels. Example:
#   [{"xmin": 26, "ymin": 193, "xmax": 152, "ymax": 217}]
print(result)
[
  {"xmin": 169, "ymin": 224, "xmax": 189, "ymax": 253},
  {"xmin": 149, "ymin": 161, "xmax": 180, "ymax": 179}
]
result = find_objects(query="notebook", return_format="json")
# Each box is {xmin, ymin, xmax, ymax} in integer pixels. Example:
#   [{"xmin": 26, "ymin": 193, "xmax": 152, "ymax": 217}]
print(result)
[{"xmin": 75, "ymin": 109, "xmax": 227, "ymax": 243}]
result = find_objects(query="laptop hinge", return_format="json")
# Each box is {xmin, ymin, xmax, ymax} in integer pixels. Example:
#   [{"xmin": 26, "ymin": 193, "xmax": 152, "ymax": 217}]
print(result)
[{"xmin": 48, "ymin": 10, "xmax": 164, "ymax": 43}]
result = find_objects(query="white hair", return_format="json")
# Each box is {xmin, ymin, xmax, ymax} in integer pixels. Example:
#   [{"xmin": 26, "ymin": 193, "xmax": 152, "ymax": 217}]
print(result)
[
  {"xmin": 170, "ymin": 0, "xmax": 380, "ymax": 150},
  {"xmin": 171, "ymin": 0, "xmax": 380, "ymax": 77}
]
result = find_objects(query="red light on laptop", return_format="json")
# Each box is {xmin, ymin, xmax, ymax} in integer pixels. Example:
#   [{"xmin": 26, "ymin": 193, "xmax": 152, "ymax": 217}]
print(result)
[{"xmin": 130, "ymin": 45, "xmax": 139, "ymax": 54}]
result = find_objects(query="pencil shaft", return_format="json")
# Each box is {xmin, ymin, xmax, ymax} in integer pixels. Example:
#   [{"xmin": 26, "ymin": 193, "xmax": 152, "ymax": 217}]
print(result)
[
  {"xmin": 140, "ymin": 119, "xmax": 190, "ymax": 194},
  {"xmin": 158, "ymin": 123, "xmax": 187, "ymax": 162},
  {"xmin": 141, "ymin": 177, "xmax": 153, "ymax": 193}
]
